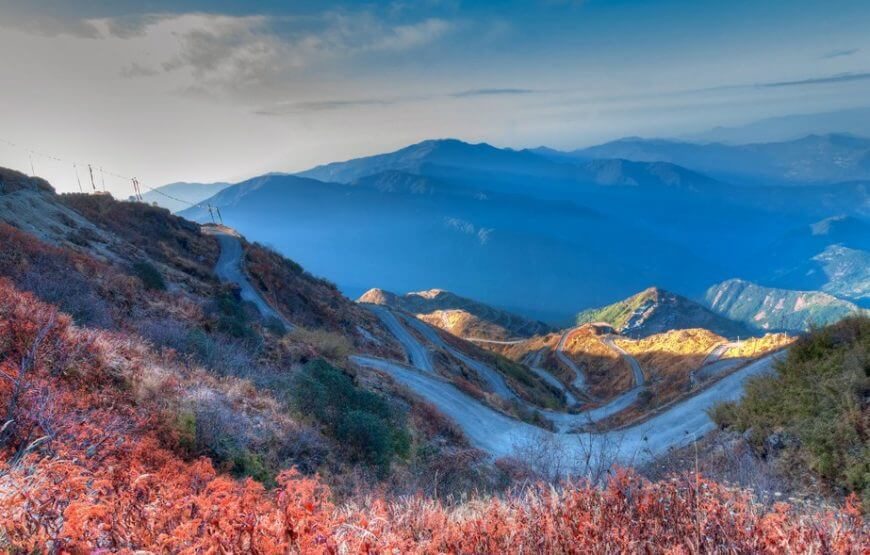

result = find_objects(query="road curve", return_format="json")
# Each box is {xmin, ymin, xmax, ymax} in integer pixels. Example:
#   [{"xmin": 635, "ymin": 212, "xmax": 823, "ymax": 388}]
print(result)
[
  {"xmin": 204, "ymin": 226, "xmax": 293, "ymax": 329},
  {"xmin": 525, "ymin": 350, "xmax": 579, "ymax": 407},
  {"xmin": 400, "ymin": 313, "xmax": 519, "ymax": 401},
  {"xmin": 352, "ymin": 352, "xmax": 782, "ymax": 469},
  {"xmin": 556, "ymin": 328, "xmax": 589, "ymax": 391},
  {"xmin": 601, "ymin": 336, "xmax": 645, "ymax": 387},
  {"xmin": 364, "ymin": 305, "xmax": 435, "ymax": 373}
]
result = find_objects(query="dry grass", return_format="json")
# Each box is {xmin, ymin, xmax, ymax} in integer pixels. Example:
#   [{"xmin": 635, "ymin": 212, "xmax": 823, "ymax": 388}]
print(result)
[
  {"xmin": 290, "ymin": 326, "xmax": 353, "ymax": 361},
  {"xmin": 724, "ymin": 333, "xmax": 795, "ymax": 358},
  {"xmin": 417, "ymin": 309, "xmax": 513, "ymax": 341},
  {"xmin": 561, "ymin": 329, "xmax": 632, "ymax": 399},
  {"xmin": 616, "ymin": 328, "xmax": 725, "ymax": 380}
]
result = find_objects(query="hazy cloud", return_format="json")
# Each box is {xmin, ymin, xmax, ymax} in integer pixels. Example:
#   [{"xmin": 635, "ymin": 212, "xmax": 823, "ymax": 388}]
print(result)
[
  {"xmin": 822, "ymin": 48, "xmax": 859, "ymax": 59},
  {"xmin": 762, "ymin": 71, "xmax": 870, "ymax": 88},
  {"xmin": 255, "ymin": 98, "xmax": 395, "ymax": 115},
  {"xmin": 450, "ymin": 88, "xmax": 538, "ymax": 98}
]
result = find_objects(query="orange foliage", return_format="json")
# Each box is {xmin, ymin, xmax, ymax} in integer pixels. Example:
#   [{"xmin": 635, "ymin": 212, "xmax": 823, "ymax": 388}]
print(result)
[{"xmin": 0, "ymin": 279, "xmax": 866, "ymax": 553}]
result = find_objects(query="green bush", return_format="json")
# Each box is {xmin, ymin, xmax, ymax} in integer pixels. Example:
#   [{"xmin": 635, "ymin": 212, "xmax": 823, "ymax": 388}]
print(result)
[
  {"xmin": 709, "ymin": 316, "xmax": 869, "ymax": 506},
  {"xmin": 291, "ymin": 359, "xmax": 410, "ymax": 474},
  {"xmin": 212, "ymin": 290, "xmax": 257, "ymax": 341},
  {"xmin": 132, "ymin": 260, "xmax": 166, "ymax": 291}
]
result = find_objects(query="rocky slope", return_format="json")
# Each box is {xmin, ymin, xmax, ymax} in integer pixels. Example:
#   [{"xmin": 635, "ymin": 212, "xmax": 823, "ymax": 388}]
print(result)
[{"xmin": 704, "ymin": 278, "xmax": 865, "ymax": 332}]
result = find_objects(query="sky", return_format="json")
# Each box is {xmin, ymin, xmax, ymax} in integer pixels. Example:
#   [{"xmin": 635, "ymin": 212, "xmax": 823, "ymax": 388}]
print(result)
[{"xmin": 1, "ymin": 0, "xmax": 870, "ymax": 196}]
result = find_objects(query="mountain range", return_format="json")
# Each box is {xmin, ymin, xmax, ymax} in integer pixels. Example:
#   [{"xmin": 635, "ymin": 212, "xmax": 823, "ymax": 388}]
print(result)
[{"xmin": 160, "ymin": 133, "xmax": 870, "ymax": 327}]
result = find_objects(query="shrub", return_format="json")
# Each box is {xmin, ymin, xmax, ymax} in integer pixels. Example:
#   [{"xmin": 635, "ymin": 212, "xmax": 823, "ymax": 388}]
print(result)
[
  {"xmin": 292, "ymin": 327, "xmax": 352, "ymax": 360},
  {"xmin": 709, "ymin": 316, "xmax": 869, "ymax": 507},
  {"xmin": 291, "ymin": 359, "xmax": 410, "ymax": 474},
  {"xmin": 132, "ymin": 260, "xmax": 166, "ymax": 291}
]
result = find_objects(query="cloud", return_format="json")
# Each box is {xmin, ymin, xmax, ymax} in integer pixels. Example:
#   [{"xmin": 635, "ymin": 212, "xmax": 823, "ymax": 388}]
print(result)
[
  {"xmin": 450, "ymin": 88, "xmax": 538, "ymax": 98},
  {"xmin": 761, "ymin": 72, "xmax": 870, "ymax": 88},
  {"xmin": 255, "ymin": 86, "xmax": 540, "ymax": 116},
  {"xmin": 149, "ymin": 12, "xmax": 455, "ymax": 99},
  {"xmin": 822, "ymin": 48, "xmax": 859, "ymax": 59},
  {"xmin": 255, "ymin": 98, "xmax": 395, "ymax": 115}
]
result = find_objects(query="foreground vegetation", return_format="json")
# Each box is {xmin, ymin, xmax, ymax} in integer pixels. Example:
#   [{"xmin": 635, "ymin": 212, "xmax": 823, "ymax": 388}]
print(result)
[
  {"xmin": 712, "ymin": 316, "xmax": 870, "ymax": 507},
  {"xmin": 0, "ymin": 277, "xmax": 866, "ymax": 552}
]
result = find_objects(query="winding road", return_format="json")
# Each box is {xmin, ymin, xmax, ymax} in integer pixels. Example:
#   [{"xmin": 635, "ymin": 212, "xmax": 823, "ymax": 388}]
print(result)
[
  {"xmin": 601, "ymin": 336, "xmax": 646, "ymax": 387},
  {"xmin": 525, "ymin": 350, "xmax": 579, "ymax": 406},
  {"xmin": 556, "ymin": 328, "xmax": 590, "ymax": 391},
  {"xmin": 400, "ymin": 313, "xmax": 519, "ymax": 401},
  {"xmin": 365, "ymin": 304, "xmax": 434, "ymax": 373},
  {"xmin": 205, "ymin": 230, "xmax": 783, "ymax": 474},
  {"xmin": 352, "ymin": 352, "xmax": 782, "ymax": 468},
  {"xmin": 203, "ymin": 226, "xmax": 293, "ymax": 329}
]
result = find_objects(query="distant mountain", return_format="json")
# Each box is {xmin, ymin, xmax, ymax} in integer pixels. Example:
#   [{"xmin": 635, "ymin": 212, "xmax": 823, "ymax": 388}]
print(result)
[
  {"xmin": 300, "ymin": 138, "xmax": 726, "ymax": 193},
  {"xmin": 182, "ymin": 138, "xmax": 868, "ymax": 322},
  {"xmin": 142, "ymin": 181, "xmax": 231, "ymax": 213},
  {"xmin": 704, "ymin": 279, "xmax": 864, "ymax": 332},
  {"xmin": 567, "ymin": 133, "xmax": 870, "ymax": 185},
  {"xmin": 181, "ymin": 170, "xmax": 721, "ymax": 323},
  {"xmin": 576, "ymin": 287, "xmax": 751, "ymax": 339},
  {"xmin": 358, "ymin": 288, "xmax": 553, "ymax": 340},
  {"xmin": 687, "ymin": 106, "xmax": 870, "ymax": 144}
]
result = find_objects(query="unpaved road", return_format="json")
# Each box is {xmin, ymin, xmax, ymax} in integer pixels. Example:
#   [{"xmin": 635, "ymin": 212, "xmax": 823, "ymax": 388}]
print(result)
[
  {"xmin": 352, "ymin": 352, "xmax": 782, "ymax": 469},
  {"xmin": 525, "ymin": 350, "xmax": 579, "ymax": 406},
  {"xmin": 466, "ymin": 337, "xmax": 526, "ymax": 345},
  {"xmin": 601, "ymin": 336, "xmax": 645, "ymax": 387},
  {"xmin": 556, "ymin": 328, "xmax": 589, "ymax": 391},
  {"xmin": 400, "ymin": 313, "xmax": 519, "ymax": 401},
  {"xmin": 204, "ymin": 226, "xmax": 293, "ymax": 329},
  {"xmin": 365, "ymin": 305, "xmax": 435, "ymax": 373},
  {"xmin": 702, "ymin": 342, "xmax": 737, "ymax": 365}
]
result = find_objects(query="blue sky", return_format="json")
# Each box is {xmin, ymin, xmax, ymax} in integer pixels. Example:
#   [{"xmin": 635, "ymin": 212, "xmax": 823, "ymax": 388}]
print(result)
[{"xmin": 1, "ymin": 0, "xmax": 869, "ymax": 192}]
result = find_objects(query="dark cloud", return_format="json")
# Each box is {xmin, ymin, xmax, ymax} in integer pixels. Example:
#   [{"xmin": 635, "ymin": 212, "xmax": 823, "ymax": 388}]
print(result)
[
  {"xmin": 822, "ymin": 48, "xmax": 859, "ymax": 59},
  {"xmin": 762, "ymin": 72, "xmax": 870, "ymax": 88}
]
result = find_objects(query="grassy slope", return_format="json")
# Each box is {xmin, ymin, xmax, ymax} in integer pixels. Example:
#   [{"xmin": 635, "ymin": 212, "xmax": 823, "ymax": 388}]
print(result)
[{"xmin": 577, "ymin": 288, "xmax": 652, "ymax": 330}]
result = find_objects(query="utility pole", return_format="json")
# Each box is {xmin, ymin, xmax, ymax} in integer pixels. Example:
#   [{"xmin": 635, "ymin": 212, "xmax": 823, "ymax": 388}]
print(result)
[
  {"xmin": 88, "ymin": 164, "xmax": 97, "ymax": 192},
  {"xmin": 73, "ymin": 164, "xmax": 83, "ymax": 192}
]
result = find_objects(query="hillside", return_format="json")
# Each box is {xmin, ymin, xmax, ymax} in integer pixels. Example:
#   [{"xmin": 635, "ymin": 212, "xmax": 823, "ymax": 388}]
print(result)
[
  {"xmin": 705, "ymin": 279, "xmax": 864, "ymax": 332},
  {"xmin": 359, "ymin": 287, "xmax": 553, "ymax": 339},
  {"xmin": 0, "ymin": 167, "xmax": 483, "ymax": 493},
  {"xmin": 141, "ymin": 181, "xmax": 232, "ymax": 212},
  {"xmin": 577, "ymin": 287, "xmax": 751, "ymax": 339}
]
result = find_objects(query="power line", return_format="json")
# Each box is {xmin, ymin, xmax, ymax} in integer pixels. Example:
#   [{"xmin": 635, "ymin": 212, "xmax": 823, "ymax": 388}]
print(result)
[{"xmin": 0, "ymin": 135, "xmax": 219, "ymax": 212}]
